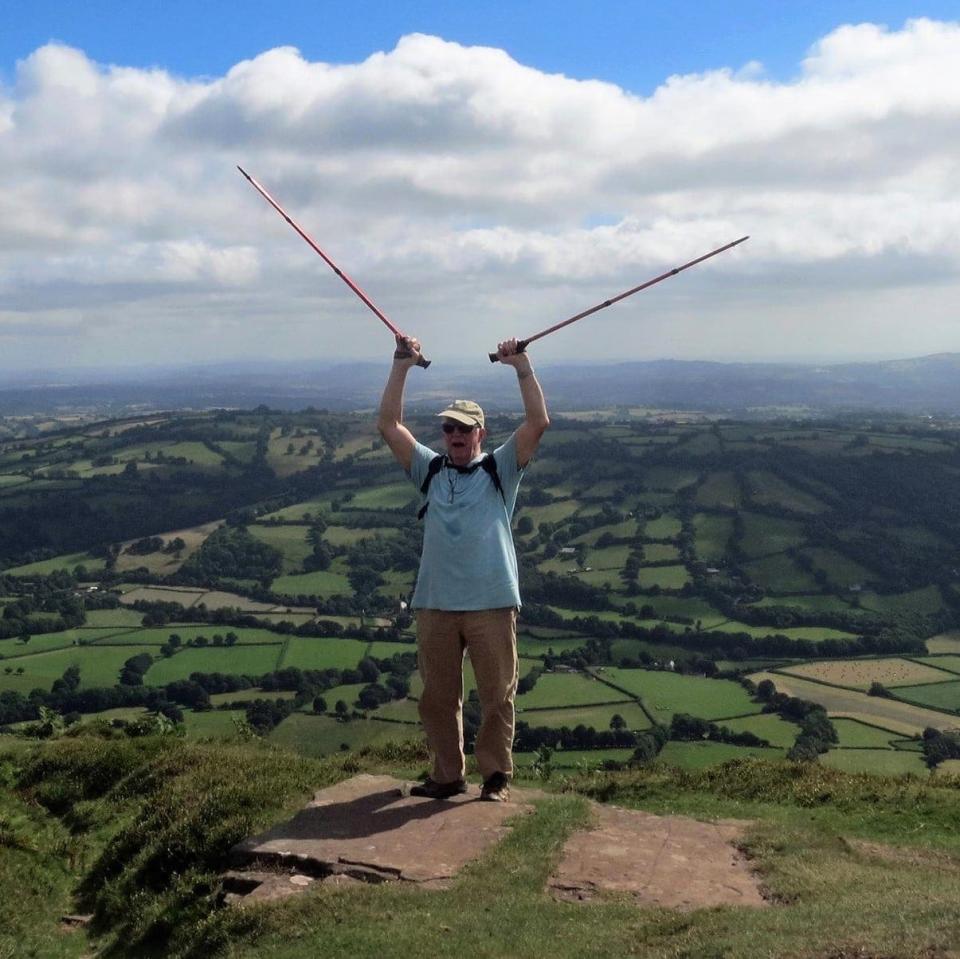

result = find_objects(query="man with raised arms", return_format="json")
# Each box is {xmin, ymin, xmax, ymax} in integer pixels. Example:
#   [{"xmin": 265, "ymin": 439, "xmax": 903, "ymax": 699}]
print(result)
[{"xmin": 377, "ymin": 335, "xmax": 549, "ymax": 802}]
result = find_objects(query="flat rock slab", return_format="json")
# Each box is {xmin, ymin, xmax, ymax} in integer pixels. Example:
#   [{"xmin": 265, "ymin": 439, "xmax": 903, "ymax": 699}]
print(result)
[
  {"xmin": 230, "ymin": 774, "xmax": 533, "ymax": 887},
  {"xmin": 549, "ymin": 805, "xmax": 767, "ymax": 911}
]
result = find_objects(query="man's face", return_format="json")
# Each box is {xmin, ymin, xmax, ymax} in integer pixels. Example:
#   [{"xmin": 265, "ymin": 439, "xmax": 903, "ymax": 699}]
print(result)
[{"xmin": 442, "ymin": 419, "xmax": 484, "ymax": 465}]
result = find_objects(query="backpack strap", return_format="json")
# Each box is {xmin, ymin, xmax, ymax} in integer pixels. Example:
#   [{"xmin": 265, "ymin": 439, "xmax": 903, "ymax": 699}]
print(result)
[{"xmin": 417, "ymin": 453, "xmax": 505, "ymax": 520}]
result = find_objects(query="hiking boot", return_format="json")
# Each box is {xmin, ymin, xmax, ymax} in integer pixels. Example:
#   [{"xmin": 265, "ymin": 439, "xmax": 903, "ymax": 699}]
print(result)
[
  {"xmin": 480, "ymin": 772, "xmax": 510, "ymax": 802},
  {"xmin": 409, "ymin": 777, "xmax": 468, "ymax": 799}
]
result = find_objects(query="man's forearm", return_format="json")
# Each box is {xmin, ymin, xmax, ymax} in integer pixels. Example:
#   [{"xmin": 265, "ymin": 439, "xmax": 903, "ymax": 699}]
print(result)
[
  {"xmin": 514, "ymin": 355, "xmax": 549, "ymax": 430},
  {"xmin": 378, "ymin": 362, "xmax": 409, "ymax": 433}
]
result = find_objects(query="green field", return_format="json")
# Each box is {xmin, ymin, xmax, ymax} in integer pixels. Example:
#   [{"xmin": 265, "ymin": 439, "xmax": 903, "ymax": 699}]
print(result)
[
  {"xmin": 4, "ymin": 551, "xmax": 105, "ymax": 576},
  {"xmin": 657, "ymin": 740, "xmax": 785, "ymax": 769},
  {"xmin": 802, "ymin": 547, "xmax": 873, "ymax": 589},
  {"xmin": 894, "ymin": 680, "xmax": 960, "ymax": 712},
  {"xmin": 636, "ymin": 565, "xmax": 690, "ymax": 590},
  {"xmin": 513, "ymin": 748, "xmax": 635, "ymax": 768},
  {"xmin": 719, "ymin": 713, "xmax": 800, "ymax": 747},
  {"xmin": 268, "ymin": 712, "xmax": 419, "ymax": 758},
  {"xmin": 695, "ymin": 472, "xmax": 741, "ymax": 509},
  {"xmin": 515, "ymin": 701, "xmax": 651, "ymax": 732},
  {"xmin": 859, "ymin": 586, "xmax": 946, "ymax": 616},
  {"xmin": 747, "ymin": 470, "xmax": 828, "ymax": 513},
  {"xmin": 641, "ymin": 515, "xmax": 683, "ymax": 539},
  {"xmin": 324, "ymin": 525, "xmax": 399, "ymax": 546},
  {"xmin": 0, "ymin": 627, "xmax": 131, "ymax": 657},
  {"xmin": 820, "ymin": 749, "xmax": 928, "ymax": 776},
  {"xmin": 144, "ymin": 646, "xmax": 283, "ymax": 685},
  {"xmin": 515, "ymin": 672, "xmax": 630, "ymax": 709},
  {"xmin": 742, "ymin": 553, "xmax": 820, "ymax": 592},
  {"xmin": 692, "ymin": 514, "xmax": 734, "ymax": 561},
  {"xmin": 0, "ymin": 645, "xmax": 159, "ymax": 693},
  {"xmin": 272, "ymin": 564, "xmax": 353, "ymax": 597},
  {"xmin": 831, "ymin": 718, "xmax": 903, "ymax": 749},
  {"xmin": 350, "ymin": 482, "xmax": 415, "ymax": 510},
  {"xmin": 918, "ymin": 655, "xmax": 960, "ymax": 675},
  {"xmin": 517, "ymin": 636, "xmax": 591, "ymax": 659},
  {"xmin": 597, "ymin": 668, "xmax": 761, "ymax": 720},
  {"xmin": 92, "ymin": 625, "xmax": 286, "ymax": 646},
  {"xmin": 181, "ymin": 709, "xmax": 247, "ymax": 738},
  {"xmin": 83, "ymin": 608, "xmax": 146, "ymax": 628},
  {"xmin": 739, "ymin": 512, "xmax": 806, "ymax": 558},
  {"xmin": 248, "ymin": 524, "xmax": 313, "ymax": 573},
  {"xmin": 280, "ymin": 637, "xmax": 371, "ymax": 671}
]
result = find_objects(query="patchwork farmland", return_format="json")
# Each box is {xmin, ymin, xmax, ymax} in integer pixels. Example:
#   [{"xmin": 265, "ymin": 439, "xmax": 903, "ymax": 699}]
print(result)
[{"xmin": 2, "ymin": 407, "xmax": 959, "ymax": 774}]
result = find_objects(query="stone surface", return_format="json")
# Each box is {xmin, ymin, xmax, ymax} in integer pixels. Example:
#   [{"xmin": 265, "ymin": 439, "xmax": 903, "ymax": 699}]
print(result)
[
  {"xmin": 548, "ymin": 805, "xmax": 767, "ymax": 910},
  {"xmin": 229, "ymin": 774, "xmax": 534, "ymax": 887}
]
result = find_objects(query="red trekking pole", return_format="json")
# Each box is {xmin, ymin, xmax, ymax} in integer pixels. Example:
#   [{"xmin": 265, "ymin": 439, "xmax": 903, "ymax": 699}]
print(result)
[
  {"xmin": 488, "ymin": 236, "xmax": 749, "ymax": 361},
  {"xmin": 238, "ymin": 166, "xmax": 430, "ymax": 368}
]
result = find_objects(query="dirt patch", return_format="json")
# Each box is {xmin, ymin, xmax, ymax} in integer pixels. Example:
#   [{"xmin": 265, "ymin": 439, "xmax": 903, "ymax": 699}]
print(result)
[
  {"xmin": 228, "ymin": 774, "xmax": 533, "ymax": 889},
  {"xmin": 548, "ymin": 804, "xmax": 766, "ymax": 911},
  {"xmin": 227, "ymin": 774, "xmax": 767, "ymax": 913}
]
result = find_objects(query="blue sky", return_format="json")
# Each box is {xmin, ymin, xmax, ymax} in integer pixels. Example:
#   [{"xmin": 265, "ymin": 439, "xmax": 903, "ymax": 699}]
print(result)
[
  {"xmin": 3, "ymin": 0, "xmax": 956, "ymax": 93},
  {"xmin": 1, "ymin": 3, "xmax": 959, "ymax": 369}
]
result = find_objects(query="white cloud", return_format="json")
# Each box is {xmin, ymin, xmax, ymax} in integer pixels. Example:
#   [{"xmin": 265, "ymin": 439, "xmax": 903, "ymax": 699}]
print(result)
[{"xmin": 1, "ymin": 19, "xmax": 959, "ymax": 369}]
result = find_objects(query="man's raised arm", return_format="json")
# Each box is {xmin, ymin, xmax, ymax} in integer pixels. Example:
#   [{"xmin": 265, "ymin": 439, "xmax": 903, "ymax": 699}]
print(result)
[
  {"xmin": 377, "ymin": 335, "xmax": 424, "ymax": 473},
  {"xmin": 496, "ymin": 338, "xmax": 549, "ymax": 468}
]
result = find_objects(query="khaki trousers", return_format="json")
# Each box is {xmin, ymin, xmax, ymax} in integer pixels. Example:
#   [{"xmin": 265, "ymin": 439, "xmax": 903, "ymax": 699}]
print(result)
[{"xmin": 416, "ymin": 607, "xmax": 518, "ymax": 783}]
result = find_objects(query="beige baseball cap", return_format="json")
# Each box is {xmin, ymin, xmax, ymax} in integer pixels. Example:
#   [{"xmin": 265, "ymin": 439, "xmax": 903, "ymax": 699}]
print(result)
[{"xmin": 437, "ymin": 399, "xmax": 485, "ymax": 429}]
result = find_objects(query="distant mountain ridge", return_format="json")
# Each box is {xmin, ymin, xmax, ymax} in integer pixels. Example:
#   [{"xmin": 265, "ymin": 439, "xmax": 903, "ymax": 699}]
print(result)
[{"xmin": 0, "ymin": 352, "xmax": 957, "ymax": 416}]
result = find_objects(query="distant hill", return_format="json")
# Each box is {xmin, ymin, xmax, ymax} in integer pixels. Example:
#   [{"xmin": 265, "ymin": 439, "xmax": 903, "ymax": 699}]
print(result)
[{"xmin": 1, "ymin": 352, "xmax": 958, "ymax": 416}]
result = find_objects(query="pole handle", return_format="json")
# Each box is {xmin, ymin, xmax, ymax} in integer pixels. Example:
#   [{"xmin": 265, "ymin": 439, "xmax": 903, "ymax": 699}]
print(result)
[{"xmin": 488, "ymin": 341, "xmax": 528, "ymax": 363}]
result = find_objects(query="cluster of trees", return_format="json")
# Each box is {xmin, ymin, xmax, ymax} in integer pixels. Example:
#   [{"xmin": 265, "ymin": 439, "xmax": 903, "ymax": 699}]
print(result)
[
  {"xmin": 751, "ymin": 678, "xmax": 838, "ymax": 760},
  {"xmin": 669, "ymin": 712, "xmax": 770, "ymax": 748},
  {"xmin": 921, "ymin": 727, "xmax": 960, "ymax": 768},
  {"xmin": 513, "ymin": 719, "xmax": 643, "ymax": 752}
]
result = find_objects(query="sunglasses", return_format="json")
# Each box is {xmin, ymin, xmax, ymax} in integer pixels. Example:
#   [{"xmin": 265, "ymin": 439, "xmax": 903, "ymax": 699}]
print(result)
[{"xmin": 441, "ymin": 422, "xmax": 477, "ymax": 435}]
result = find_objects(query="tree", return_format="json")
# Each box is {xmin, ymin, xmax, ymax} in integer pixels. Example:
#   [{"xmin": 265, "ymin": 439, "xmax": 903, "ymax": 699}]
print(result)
[
  {"xmin": 609, "ymin": 713, "xmax": 627, "ymax": 731},
  {"xmin": 312, "ymin": 696, "xmax": 327, "ymax": 714}
]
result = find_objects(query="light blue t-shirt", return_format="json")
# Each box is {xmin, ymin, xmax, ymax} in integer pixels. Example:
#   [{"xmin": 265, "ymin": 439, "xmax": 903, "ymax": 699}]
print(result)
[{"xmin": 408, "ymin": 434, "xmax": 524, "ymax": 611}]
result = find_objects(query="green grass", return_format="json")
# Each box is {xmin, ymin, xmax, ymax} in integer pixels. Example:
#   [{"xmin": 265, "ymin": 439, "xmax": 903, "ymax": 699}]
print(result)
[
  {"xmin": 719, "ymin": 713, "xmax": 800, "ymax": 748},
  {"xmin": 269, "ymin": 712, "xmax": 419, "ymax": 757},
  {"xmin": 739, "ymin": 512, "xmax": 806, "ymax": 558},
  {"xmin": 350, "ymin": 482, "xmax": 415, "ymax": 510},
  {"xmin": 695, "ymin": 471, "xmax": 741, "ymax": 508},
  {"xmin": 4, "ymin": 550, "xmax": 105, "ymax": 576},
  {"xmin": 802, "ymin": 547, "xmax": 873, "ymax": 589},
  {"xmin": 747, "ymin": 469, "xmax": 828, "ymax": 513},
  {"xmin": 640, "ymin": 466, "xmax": 698, "ymax": 491},
  {"xmin": 515, "ymin": 672, "xmax": 629, "ymax": 709},
  {"xmin": 517, "ymin": 635, "xmax": 590, "ymax": 658},
  {"xmin": 93, "ymin": 626, "xmax": 286, "ymax": 646},
  {"xmin": 279, "ymin": 638, "xmax": 371, "ymax": 671},
  {"xmin": 324, "ymin": 525, "xmax": 399, "ymax": 546},
  {"xmin": 597, "ymin": 668, "xmax": 761, "ymax": 720},
  {"xmin": 893, "ymin": 680, "xmax": 960, "ymax": 712},
  {"xmin": 513, "ymin": 747, "xmax": 635, "ymax": 768},
  {"xmin": 692, "ymin": 513, "xmax": 734, "ymax": 561},
  {"xmin": 515, "ymin": 702, "xmax": 651, "ymax": 731},
  {"xmin": 180, "ymin": 709, "xmax": 247, "ymax": 738},
  {"xmin": 821, "ymin": 749, "xmax": 929, "ymax": 776},
  {"xmin": 859, "ymin": 586, "xmax": 946, "ymax": 615},
  {"xmin": 144, "ymin": 646, "xmax": 284, "ymax": 685},
  {"xmin": 248, "ymin": 524, "xmax": 313, "ymax": 573},
  {"xmin": 657, "ymin": 740, "xmax": 786, "ymax": 769},
  {"xmin": 639, "ymin": 542, "xmax": 680, "ymax": 563},
  {"xmin": 636, "ymin": 564, "xmax": 690, "ymax": 589},
  {"xmin": 742, "ymin": 552, "xmax": 820, "ymax": 592},
  {"xmin": 7, "ymin": 716, "xmax": 960, "ymax": 958},
  {"xmin": 919, "ymin": 655, "xmax": 960, "ymax": 675},
  {"xmin": 0, "ymin": 627, "xmax": 129, "ymax": 657},
  {"xmin": 831, "ymin": 719, "xmax": 904, "ymax": 749},
  {"xmin": 82, "ymin": 608, "xmax": 146, "ymax": 628},
  {"xmin": 0, "ymin": 645, "xmax": 159, "ymax": 693},
  {"xmin": 272, "ymin": 564, "xmax": 353, "ymax": 597}
]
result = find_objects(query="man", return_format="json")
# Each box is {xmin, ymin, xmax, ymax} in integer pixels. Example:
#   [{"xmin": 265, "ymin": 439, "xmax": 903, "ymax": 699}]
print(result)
[{"xmin": 377, "ymin": 335, "xmax": 549, "ymax": 802}]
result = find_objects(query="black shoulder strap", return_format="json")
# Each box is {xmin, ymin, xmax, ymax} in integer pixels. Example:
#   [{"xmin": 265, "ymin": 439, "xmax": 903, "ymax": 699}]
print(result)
[
  {"xmin": 417, "ymin": 454, "xmax": 446, "ymax": 520},
  {"xmin": 417, "ymin": 453, "xmax": 504, "ymax": 520}
]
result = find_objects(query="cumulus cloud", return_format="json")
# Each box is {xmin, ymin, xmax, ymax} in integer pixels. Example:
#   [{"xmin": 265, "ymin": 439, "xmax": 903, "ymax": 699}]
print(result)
[{"xmin": 1, "ymin": 20, "xmax": 959, "ymax": 369}]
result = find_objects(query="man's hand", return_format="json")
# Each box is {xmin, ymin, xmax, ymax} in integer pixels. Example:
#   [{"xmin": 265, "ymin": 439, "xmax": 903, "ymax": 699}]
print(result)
[
  {"xmin": 393, "ymin": 334, "xmax": 423, "ymax": 369},
  {"xmin": 496, "ymin": 338, "xmax": 529, "ymax": 369}
]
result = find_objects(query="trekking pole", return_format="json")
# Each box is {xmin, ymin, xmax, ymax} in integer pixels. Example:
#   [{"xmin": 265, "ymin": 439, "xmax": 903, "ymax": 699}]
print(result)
[
  {"xmin": 488, "ymin": 236, "xmax": 748, "ymax": 362},
  {"xmin": 238, "ymin": 166, "xmax": 430, "ymax": 368}
]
